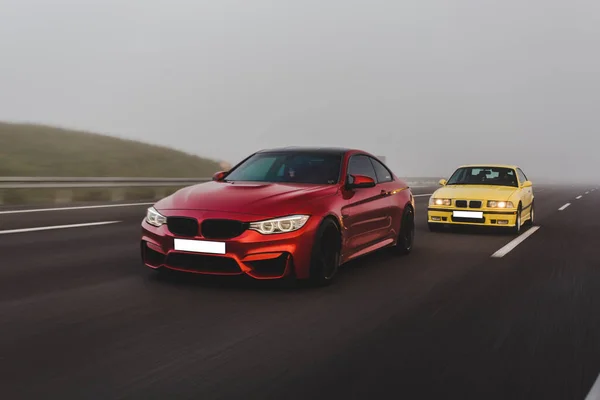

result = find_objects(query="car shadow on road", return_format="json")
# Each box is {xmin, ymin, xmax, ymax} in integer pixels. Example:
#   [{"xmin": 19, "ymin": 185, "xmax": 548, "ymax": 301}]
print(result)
[
  {"xmin": 144, "ymin": 247, "xmax": 400, "ymax": 293},
  {"xmin": 429, "ymin": 225, "xmax": 527, "ymax": 236}
]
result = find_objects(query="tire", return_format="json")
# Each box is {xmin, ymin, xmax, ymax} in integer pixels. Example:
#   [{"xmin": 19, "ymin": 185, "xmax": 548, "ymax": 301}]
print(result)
[
  {"xmin": 308, "ymin": 218, "xmax": 341, "ymax": 286},
  {"xmin": 394, "ymin": 206, "xmax": 415, "ymax": 255},
  {"xmin": 511, "ymin": 204, "xmax": 522, "ymax": 234},
  {"xmin": 525, "ymin": 201, "xmax": 534, "ymax": 226}
]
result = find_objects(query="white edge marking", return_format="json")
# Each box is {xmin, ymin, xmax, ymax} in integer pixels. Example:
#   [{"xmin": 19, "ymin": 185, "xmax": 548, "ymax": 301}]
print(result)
[
  {"xmin": 0, "ymin": 221, "xmax": 121, "ymax": 235},
  {"xmin": 0, "ymin": 202, "xmax": 154, "ymax": 215},
  {"xmin": 576, "ymin": 195, "xmax": 583, "ymax": 199},
  {"xmin": 558, "ymin": 203, "xmax": 571, "ymax": 211},
  {"xmin": 413, "ymin": 193, "xmax": 433, "ymax": 197},
  {"xmin": 586, "ymin": 191, "xmax": 590, "ymax": 194},
  {"xmin": 491, "ymin": 226, "xmax": 540, "ymax": 258},
  {"xmin": 585, "ymin": 373, "xmax": 600, "ymax": 400}
]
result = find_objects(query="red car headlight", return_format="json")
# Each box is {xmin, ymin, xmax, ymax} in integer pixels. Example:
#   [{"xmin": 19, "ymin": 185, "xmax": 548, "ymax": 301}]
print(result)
[
  {"xmin": 146, "ymin": 207, "xmax": 167, "ymax": 227},
  {"xmin": 248, "ymin": 215, "xmax": 310, "ymax": 235}
]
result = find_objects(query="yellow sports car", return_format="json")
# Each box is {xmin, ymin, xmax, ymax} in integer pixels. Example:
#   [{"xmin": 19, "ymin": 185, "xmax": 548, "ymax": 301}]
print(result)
[{"xmin": 427, "ymin": 165, "xmax": 534, "ymax": 233}]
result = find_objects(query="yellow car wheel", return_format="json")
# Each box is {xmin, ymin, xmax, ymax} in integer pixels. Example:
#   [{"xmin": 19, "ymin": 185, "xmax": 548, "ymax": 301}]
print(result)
[
  {"xmin": 525, "ymin": 202, "xmax": 535, "ymax": 226},
  {"xmin": 511, "ymin": 204, "xmax": 522, "ymax": 234}
]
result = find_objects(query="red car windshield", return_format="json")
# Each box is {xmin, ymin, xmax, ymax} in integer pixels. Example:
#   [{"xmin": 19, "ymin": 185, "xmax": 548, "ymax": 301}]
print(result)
[{"xmin": 224, "ymin": 152, "xmax": 342, "ymax": 184}]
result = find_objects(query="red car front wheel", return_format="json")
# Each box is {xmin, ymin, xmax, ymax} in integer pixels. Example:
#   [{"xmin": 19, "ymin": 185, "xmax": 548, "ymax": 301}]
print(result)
[
  {"xmin": 394, "ymin": 206, "xmax": 415, "ymax": 255},
  {"xmin": 308, "ymin": 218, "xmax": 341, "ymax": 286}
]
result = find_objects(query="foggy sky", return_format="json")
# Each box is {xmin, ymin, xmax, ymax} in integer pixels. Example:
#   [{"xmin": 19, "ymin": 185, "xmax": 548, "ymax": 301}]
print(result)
[{"xmin": 1, "ymin": 0, "xmax": 599, "ymax": 182}]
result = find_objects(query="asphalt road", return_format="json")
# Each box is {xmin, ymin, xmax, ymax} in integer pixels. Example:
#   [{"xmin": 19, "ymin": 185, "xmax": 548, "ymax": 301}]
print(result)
[{"xmin": 1, "ymin": 184, "xmax": 599, "ymax": 399}]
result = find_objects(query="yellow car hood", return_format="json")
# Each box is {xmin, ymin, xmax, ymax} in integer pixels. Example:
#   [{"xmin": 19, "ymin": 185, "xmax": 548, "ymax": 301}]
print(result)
[{"xmin": 433, "ymin": 185, "xmax": 517, "ymax": 200}]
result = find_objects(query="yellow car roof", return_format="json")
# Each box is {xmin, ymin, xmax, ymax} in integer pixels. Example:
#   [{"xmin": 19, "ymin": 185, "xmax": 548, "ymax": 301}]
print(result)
[{"xmin": 456, "ymin": 164, "xmax": 519, "ymax": 169}]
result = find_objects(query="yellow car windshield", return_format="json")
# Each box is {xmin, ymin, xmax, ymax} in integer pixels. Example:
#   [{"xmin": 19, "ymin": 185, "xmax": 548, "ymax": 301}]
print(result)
[{"xmin": 447, "ymin": 167, "xmax": 518, "ymax": 187}]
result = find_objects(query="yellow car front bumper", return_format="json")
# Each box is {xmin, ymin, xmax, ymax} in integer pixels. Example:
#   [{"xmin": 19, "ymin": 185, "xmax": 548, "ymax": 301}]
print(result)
[{"xmin": 427, "ymin": 207, "xmax": 518, "ymax": 227}]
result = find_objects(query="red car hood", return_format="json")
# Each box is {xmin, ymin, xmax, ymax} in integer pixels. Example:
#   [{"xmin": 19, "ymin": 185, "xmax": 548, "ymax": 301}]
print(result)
[{"xmin": 154, "ymin": 181, "xmax": 339, "ymax": 217}]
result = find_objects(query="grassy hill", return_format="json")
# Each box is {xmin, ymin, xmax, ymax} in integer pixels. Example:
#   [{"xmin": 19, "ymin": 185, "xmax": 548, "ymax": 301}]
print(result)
[{"xmin": 0, "ymin": 122, "xmax": 224, "ymax": 177}]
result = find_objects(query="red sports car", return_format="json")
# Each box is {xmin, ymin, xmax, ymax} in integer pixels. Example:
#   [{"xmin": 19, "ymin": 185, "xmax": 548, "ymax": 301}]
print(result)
[{"xmin": 141, "ymin": 147, "xmax": 415, "ymax": 285}]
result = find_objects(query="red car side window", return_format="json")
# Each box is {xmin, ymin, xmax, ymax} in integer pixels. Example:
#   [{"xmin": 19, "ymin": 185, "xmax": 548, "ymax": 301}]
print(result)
[{"xmin": 348, "ymin": 155, "xmax": 377, "ymax": 182}]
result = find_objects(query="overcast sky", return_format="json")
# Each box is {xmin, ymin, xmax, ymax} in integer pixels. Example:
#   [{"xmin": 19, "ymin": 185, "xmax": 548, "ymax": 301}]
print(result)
[{"xmin": 1, "ymin": 0, "xmax": 599, "ymax": 181}]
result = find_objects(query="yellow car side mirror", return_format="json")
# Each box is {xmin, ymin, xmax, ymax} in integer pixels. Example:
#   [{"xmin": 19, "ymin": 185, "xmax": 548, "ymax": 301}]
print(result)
[
  {"xmin": 521, "ymin": 180, "xmax": 533, "ymax": 188},
  {"xmin": 439, "ymin": 179, "xmax": 447, "ymax": 186}
]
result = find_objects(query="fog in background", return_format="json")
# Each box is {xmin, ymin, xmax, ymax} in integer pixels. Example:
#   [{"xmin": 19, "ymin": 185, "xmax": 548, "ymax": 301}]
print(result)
[{"xmin": 1, "ymin": 0, "xmax": 599, "ymax": 182}]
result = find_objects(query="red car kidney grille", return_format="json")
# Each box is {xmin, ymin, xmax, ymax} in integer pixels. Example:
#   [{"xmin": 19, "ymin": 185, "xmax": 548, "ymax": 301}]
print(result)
[{"xmin": 167, "ymin": 217, "xmax": 199, "ymax": 237}]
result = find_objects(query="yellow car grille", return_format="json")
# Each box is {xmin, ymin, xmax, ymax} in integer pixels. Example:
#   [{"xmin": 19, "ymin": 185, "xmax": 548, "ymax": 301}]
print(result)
[{"xmin": 455, "ymin": 200, "xmax": 482, "ymax": 209}]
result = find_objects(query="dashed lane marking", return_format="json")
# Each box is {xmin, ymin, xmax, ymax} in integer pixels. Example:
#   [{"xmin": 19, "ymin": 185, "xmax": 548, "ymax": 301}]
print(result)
[
  {"xmin": 491, "ymin": 226, "xmax": 541, "ymax": 258},
  {"xmin": 585, "ymin": 372, "xmax": 600, "ymax": 400}
]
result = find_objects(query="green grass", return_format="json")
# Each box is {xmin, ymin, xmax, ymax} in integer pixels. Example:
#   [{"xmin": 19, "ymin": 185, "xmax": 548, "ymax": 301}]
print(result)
[
  {"xmin": 0, "ymin": 121, "xmax": 224, "ymax": 177},
  {"xmin": 0, "ymin": 122, "xmax": 227, "ymax": 205}
]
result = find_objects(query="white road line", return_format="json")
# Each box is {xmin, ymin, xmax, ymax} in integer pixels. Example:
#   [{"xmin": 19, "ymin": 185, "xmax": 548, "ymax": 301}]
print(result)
[
  {"xmin": 558, "ymin": 203, "xmax": 571, "ymax": 211},
  {"xmin": 585, "ymin": 373, "xmax": 600, "ymax": 400},
  {"xmin": 0, "ymin": 202, "xmax": 154, "ymax": 215},
  {"xmin": 413, "ymin": 193, "xmax": 433, "ymax": 197},
  {"xmin": 491, "ymin": 226, "xmax": 540, "ymax": 258},
  {"xmin": 0, "ymin": 221, "xmax": 121, "ymax": 235},
  {"xmin": 586, "ymin": 191, "xmax": 590, "ymax": 195},
  {"xmin": 576, "ymin": 195, "xmax": 583, "ymax": 199}
]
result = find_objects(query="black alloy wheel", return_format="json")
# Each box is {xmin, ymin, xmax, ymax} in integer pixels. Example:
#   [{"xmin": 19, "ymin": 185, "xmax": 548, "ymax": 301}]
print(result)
[{"xmin": 309, "ymin": 218, "xmax": 341, "ymax": 286}]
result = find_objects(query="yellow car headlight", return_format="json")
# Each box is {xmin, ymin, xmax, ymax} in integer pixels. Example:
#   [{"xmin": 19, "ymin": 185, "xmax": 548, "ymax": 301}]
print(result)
[
  {"xmin": 429, "ymin": 197, "xmax": 451, "ymax": 206},
  {"xmin": 487, "ymin": 200, "xmax": 514, "ymax": 208}
]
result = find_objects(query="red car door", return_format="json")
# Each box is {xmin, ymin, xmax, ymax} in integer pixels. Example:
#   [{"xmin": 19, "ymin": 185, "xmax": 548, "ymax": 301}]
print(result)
[
  {"xmin": 368, "ymin": 156, "xmax": 405, "ymax": 240},
  {"xmin": 341, "ymin": 154, "xmax": 395, "ymax": 261}
]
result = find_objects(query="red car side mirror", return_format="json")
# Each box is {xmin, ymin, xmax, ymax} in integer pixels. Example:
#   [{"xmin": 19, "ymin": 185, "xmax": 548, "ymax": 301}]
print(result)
[
  {"xmin": 212, "ymin": 171, "xmax": 228, "ymax": 181},
  {"xmin": 346, "ymin": 174, "xmax": 376, "ymax": 189}
]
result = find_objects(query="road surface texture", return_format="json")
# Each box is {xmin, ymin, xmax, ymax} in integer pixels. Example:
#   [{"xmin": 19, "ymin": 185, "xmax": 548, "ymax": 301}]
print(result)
[{"xmin": 1, "ymin": 185, "xmax": 599, "ymax": 399}]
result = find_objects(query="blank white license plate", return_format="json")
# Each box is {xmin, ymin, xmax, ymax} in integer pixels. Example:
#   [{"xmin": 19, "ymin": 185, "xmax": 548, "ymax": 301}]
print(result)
[
  {"xmin": 174, "ymin": 238, "xmax": 226, "ymax": 254},
  {"xmin": 453, "ymin": 210, "xmax": 483, "ymax": 219}
]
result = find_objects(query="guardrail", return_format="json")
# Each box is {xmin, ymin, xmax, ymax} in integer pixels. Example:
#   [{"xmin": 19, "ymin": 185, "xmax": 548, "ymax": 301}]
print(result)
[
  {"xmin": 0, "ymin": 176, "xmax": 441, "ymax": 205},
  {"xmin": 0, "ymin": 177, "xmax": 212, "ymax": 189}
]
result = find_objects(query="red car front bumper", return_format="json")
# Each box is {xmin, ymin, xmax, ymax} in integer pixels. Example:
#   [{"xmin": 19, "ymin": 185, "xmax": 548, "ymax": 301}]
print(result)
[{"xmin": 141, "ymin": 211, "xmax": 321, "ymax": 280}]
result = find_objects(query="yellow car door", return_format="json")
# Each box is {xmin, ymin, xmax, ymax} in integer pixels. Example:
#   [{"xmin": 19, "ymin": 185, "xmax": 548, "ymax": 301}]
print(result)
[{"xmin": 516, "ymin": 167, "xmax": 534, "ymax": 218}]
